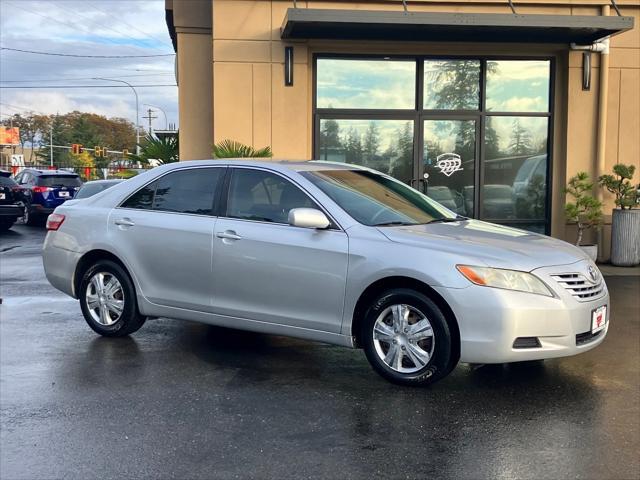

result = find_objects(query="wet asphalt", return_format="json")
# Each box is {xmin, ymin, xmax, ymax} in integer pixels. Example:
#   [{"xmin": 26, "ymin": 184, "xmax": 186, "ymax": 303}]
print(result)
[{"xmin": 0, "ymin": 224, "xmax": 639, "ymax": 480}]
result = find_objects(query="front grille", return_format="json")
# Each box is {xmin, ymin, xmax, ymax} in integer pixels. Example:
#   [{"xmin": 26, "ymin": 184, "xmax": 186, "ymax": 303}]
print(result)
[
  {"xmin": 550, "ymin": 272, "xmax": 604, "ymax": 301},
  {"xmin": 576, "ymin": 329, "xmax": 604, "ymax": 346}
]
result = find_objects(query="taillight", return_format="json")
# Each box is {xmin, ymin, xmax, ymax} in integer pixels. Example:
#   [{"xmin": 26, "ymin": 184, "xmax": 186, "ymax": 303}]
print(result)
[
  {"xmin": 46, "ymin": 213, "xmax": 65, "ymax": 231},
  {"xmin": 33, "ymin": 186, "xmax": 52, "ymax": 193}
]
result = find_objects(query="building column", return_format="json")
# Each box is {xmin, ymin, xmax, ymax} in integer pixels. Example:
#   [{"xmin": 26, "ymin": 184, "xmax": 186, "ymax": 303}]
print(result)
[{"xmin": 172, "ymin": 0, "xmax": 213, "ymax": 161}]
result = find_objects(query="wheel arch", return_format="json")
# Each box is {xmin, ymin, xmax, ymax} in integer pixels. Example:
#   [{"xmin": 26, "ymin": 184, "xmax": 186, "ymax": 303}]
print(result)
[
  {"xmin": 350, "ymin": 276, "xmax": 460, "ymax": 363},
  {"xmin": 73, "ymin": 249, "xmax": 132, "ymax": 298}
]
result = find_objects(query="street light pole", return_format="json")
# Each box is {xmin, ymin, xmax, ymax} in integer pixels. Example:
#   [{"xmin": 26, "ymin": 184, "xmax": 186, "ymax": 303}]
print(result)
[
  {"xmin": 143, "ymin": 103, "xmax": 168, "ymax": 130},
  {"xmin": 93, "ymin": 77, "xmax": 140, "ymax": 155}
]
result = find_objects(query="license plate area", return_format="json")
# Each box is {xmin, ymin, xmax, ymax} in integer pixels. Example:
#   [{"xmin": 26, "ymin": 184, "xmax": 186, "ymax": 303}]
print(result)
[
  {"xmin": 0, "ymin": 193, "xmax": 5, "ymax": 200},
  {"xmin": 58, "ymin": 191, "xmax": 70, "ymax": 198},
  {"xmin": 591, "ymin": 305, "xmax": 607, "ymax": 334}
]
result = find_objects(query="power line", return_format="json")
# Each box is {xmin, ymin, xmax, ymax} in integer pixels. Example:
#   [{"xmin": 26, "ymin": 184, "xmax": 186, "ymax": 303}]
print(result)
[
  {"xmin": 0, "ymin": 84, "xmax": 177, "ymax": 89},
  {"xmin": 84, "ymin": 1, "xmax": 175, "ymax": 49},
  {"xmin": 0, "ymin": 73, "xmax": 175, "ymax": 83},
  {"xmin": 49, "ymin": 1, "xmax": 172, "ymax": 54},
  {"xmin": 0, "ymin": 102, "xmax": 47, "ymax": 115},
  {"xmin": 1, "ymin": 47, "xmax": 175, "ymax": 58},
  {"xmin": 2, "ymin": 1, "xmax": 167, "ymax": 54}
]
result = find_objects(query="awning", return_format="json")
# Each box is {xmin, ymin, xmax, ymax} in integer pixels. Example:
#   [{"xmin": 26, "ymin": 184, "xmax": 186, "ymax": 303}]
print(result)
[{"xmin": 281, "ymin": 8, "xmax": 634, "ymax": 44}]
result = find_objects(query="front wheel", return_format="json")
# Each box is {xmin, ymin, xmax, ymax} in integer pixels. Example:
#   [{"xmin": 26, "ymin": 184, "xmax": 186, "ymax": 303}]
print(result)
[
  {"xmin": 79, "ymin": 260, "xmax": 146, "ymax": 337},
  {"xmin": 361, "ymin": 288, "xmax": 455, "ymax": 386}
]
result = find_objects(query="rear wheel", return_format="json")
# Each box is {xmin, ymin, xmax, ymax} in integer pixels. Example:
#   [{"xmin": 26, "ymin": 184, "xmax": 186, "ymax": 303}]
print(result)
[
  {"xmin": 24, "ymin": 204, "xmax": 39, "ymax": 226},
  {"xmin": 361, "ymin": 288, "xmax": 455, "ymax": 386},
  {"xmin": 79, "ymin": 260, "xmax": 146, "ymax": 337}
]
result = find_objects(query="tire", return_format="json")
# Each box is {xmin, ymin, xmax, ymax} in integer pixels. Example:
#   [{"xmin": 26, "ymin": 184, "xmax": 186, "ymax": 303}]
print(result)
[
  {"xmin": 361, "ymin": 288, "xmax": 454, "ymax": 387},
  {"xmin": 79, "ymin": 259, "xmax": 146, "ymax": 337},
  {"xmin": 24, "ymin": 204, "xmax": 39, "ymax": 226}
]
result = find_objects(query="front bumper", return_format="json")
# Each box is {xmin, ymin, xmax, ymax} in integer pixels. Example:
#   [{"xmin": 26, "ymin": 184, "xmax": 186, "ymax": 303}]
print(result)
[{"xmin": 434, "ymin": 260, "xmax": 609, "ymax": 364}]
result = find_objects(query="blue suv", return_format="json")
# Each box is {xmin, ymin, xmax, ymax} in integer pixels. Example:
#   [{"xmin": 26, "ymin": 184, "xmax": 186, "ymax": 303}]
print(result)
[{"xmin": 14, "ymin": 169, "xmax": 82, "ymax": 225}]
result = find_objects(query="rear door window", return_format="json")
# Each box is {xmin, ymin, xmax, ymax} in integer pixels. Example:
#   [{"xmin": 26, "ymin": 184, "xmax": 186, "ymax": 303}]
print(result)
[
  {"xmin": 120, "ymin": 167, "xmax": 224, "ymax": 215},
  {"xmin": 122, "ymin": 182, "xmax": 157, "ymax": 210}
]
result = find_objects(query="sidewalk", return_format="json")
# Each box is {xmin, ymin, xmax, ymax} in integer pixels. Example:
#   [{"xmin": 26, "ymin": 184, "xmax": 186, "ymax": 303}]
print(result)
[{"xmin": 597, "ymin": 263, "xmax": 640, "ymax": 277}]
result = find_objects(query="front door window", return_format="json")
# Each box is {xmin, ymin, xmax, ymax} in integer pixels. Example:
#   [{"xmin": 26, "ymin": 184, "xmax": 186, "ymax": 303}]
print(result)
[{"xmin": 314, "ymin": 56, "xmax": 552, "ymax": 234}]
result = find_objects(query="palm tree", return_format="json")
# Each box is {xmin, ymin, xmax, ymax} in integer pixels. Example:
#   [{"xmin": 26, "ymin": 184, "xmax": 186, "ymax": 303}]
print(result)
[
  {"xmin": 212, "ymin": 139, "xmax": 272, "ymax": 158},
  {"xmin": 130, "ymin": 134, "xmax": 179, "ymax": 165}
]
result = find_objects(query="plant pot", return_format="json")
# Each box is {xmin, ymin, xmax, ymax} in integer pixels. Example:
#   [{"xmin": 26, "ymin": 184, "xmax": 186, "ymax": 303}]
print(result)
[
  {"xmin": 579, "ymin": 244, "xmax": 598, "ymax": 262},
  {"xmin": 611, "ymin": 208, "xmax": 640, "ymax": 267}
]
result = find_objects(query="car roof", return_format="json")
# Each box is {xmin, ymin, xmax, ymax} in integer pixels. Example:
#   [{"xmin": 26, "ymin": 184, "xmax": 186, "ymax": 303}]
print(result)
[
  {"xmin": 81, "ymin": 179, "xmax": 123, "ymax": 185},
  {"xmin": 162, "ymin": 159, "xmax": 365, "ymax": 173}
]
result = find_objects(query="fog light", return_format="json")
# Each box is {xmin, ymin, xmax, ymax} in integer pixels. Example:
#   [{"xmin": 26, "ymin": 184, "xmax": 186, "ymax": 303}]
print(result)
[{"xmin": 513, "ymin": 337, "xmax": 541, "ymax": 349}]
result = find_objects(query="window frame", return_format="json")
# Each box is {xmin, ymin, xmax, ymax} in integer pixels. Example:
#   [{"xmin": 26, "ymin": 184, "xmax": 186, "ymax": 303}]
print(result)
[
  {"xmin": 219, "ymin": 166, "xmax": 343, "ymax": 230},
  {"xmin": 312, "ymin": 53, "xmax": 555, "ymax": 235},
  {"xmin": 117, "ymin": 166, "xmax": 227, "ymax": 217}
]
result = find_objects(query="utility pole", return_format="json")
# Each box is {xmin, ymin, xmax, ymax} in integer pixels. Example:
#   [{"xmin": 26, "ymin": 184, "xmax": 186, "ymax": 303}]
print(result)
[
  {"xmin": 49, "ymin": 123, "xmax": 53, "ymax": 168},
  {"xmin": 143, "ymin": 103, "xmax": 168, "ymax": 130},
  {"xmin": 142, "ymin": 108, "xmax": 158, "ymax": 134}
]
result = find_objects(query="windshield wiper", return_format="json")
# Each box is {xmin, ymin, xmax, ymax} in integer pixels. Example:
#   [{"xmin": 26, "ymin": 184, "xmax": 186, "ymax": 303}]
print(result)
[
  {"xmin": 426, "ymin": 216, "xmax": 467, "ymax": 224},
  {"xmin": 372, "ymin": 221, "xmax": 417, "ymax": 227}
]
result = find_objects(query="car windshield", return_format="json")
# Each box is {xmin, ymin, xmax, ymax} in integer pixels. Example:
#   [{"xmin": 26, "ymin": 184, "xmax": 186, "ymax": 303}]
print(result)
[
  {"xmin": 301, "ymin": 169, "xmax": 456, "ymax": 226},
  {"xmin": 75, "ymin": 182, "xmax": 118, "ymax": 199},
  {"xmin": 38, "ymin": 175, "xmax": 81, "ymax": 187}
]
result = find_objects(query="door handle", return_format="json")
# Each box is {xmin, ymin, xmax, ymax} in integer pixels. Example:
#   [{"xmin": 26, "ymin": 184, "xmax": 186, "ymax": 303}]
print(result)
[
  {"xmin": 216, "ymin": 230, "xmax": 242, "ymax": 241},
  {"xmin": 114, "ymin": 218, "xmax": 135, "ymax": 227}
]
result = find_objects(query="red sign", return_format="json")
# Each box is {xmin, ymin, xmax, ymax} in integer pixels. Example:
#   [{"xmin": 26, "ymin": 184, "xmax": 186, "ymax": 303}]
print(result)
[{"xmin": 0, "ymin": 127, "xmax": 20, "ymax": 146}]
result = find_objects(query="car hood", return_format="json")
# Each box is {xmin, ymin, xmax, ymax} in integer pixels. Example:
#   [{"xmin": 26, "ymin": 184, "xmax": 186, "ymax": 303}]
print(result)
[{"xmin": 377, "ymin": 219, "xmax": 586, "ymax": 271}]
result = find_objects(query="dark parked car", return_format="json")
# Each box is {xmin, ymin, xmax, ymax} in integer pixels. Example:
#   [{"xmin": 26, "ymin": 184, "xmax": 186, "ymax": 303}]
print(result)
[
  {"xmin": 0, "ymin": 170, "xmax": 24, "ymax": 231},
  {"xmin": 74, "ymin": 179, "xmax": 123, "ymax": 199},
  {"xmin": 14, "ymin": 169, "xmax": 82, "ymax": 225}
]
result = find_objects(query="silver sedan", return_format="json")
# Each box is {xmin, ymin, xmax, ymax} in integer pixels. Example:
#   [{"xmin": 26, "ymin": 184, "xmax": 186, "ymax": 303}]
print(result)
[{"xmin": 42, "ymin": 160, "xmax": 609, "ymax": 386}]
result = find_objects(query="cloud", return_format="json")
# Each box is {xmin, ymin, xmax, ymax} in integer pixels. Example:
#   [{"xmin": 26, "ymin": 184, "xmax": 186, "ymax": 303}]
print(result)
[{"xmin": 0, "ymin": 0, "xmax": 177, "ymax": 130}]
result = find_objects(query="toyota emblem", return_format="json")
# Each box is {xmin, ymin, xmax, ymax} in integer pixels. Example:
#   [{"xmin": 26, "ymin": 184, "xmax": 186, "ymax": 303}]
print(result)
[{"xmin": 587, "ymin": 265, "xmax": 598, "ymax": 282}]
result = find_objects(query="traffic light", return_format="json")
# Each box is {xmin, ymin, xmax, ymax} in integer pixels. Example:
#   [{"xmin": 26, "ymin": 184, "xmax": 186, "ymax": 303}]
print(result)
[
  {"xmin": 122, "ymin": 149, "xmax": 129, "ymax": 156},
  {"xmin": 71, "ymin": 144, "xmax": 83, "ymax": 155},
  {"xmin": 94, "ymin": 146, "xmax": 106, "ymax": 158}
]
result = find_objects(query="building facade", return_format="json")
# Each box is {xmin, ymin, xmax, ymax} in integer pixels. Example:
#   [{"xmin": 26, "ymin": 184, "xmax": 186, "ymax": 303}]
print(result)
[{"xmin": 165, "ymin": 0, "xmax": 639, "ymax": 256}]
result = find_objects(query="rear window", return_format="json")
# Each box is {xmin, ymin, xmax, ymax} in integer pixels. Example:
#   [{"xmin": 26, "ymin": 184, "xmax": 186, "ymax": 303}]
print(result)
[
  {"xmin": 76, "ymin": 183, "xmax": 113, "ymax": 199},
  {"xmin": 0, "ymin": 177, "xmax": 17, "ymax": 187},
  {"xmin": 37, "ymin": 175, "xmax": 82, "ymax": 187}
]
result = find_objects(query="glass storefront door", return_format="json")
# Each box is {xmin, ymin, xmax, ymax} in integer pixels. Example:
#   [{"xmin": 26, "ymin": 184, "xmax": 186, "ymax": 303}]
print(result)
[
  {"xmin": 314, "ymin": 56, "xmax": 553, "ymax": 233},
  {"xmin": 422, "ymin": 118, "xmax": 478, "ymax": 217}
]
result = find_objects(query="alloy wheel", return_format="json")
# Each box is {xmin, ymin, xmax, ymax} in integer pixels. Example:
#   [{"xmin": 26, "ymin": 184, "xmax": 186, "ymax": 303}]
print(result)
[
  {"xmin": 372, "ymin": 304, "xmax": 435, "ymax": 374},
  {"xmin": 85, "ymin": 272, "xmax": 125, "ymax": 326}
]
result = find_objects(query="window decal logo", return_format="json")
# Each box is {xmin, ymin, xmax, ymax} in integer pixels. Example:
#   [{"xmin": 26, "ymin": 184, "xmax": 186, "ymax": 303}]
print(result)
[{"xmin": 436, "ymin": 153, "xmax": 463, "ymax": 177}]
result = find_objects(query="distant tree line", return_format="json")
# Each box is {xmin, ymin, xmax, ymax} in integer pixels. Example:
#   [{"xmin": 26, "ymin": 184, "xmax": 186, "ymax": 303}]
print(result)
[{"xmin": 1, "ymin": 111, "xmax": 137, "ymax": 167}]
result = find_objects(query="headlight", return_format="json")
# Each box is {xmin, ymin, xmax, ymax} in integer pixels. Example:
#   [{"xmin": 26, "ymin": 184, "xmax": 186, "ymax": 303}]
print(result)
[{"xmin": 456, "ymin": 265, "xmax": 553, "ymax": 297}]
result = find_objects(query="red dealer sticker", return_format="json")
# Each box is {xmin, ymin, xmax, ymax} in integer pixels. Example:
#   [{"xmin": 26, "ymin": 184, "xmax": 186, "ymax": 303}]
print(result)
[{"xmin": 591, "ymin": 305, "xmax": 607, "ymax": 334}]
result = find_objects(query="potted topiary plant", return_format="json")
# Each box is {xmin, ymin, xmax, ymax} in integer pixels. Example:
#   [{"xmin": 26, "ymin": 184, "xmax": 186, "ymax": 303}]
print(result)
[
  {"xmin": 599, "ymin": 164, "xmax": 640, "ymax": 266},
  {"xmin": 565, "ymin": 172, "xmax": 603, "ymax": 261}
]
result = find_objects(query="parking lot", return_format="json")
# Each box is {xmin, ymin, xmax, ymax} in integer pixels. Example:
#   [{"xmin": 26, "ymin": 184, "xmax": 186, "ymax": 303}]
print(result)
[{"xmin": 1, "ymin": 224, "xmax": 639, "ymax": 480}]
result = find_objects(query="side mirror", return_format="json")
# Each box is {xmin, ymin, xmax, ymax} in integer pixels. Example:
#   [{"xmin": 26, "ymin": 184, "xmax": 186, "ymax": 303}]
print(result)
[{"xmin": 288, "ymin": 208, "xmax": 330, "ymax": 229}]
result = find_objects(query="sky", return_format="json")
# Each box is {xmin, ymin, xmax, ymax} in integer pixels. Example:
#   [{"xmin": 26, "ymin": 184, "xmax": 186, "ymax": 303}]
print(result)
[{"xmin": 0, "ymin": 0, "xmax": 177, "ymax": 131}]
